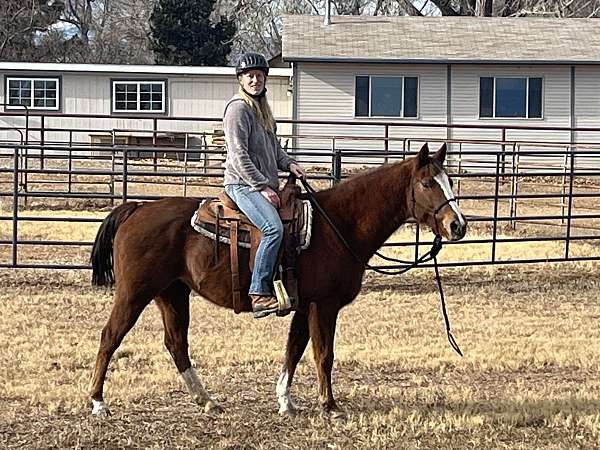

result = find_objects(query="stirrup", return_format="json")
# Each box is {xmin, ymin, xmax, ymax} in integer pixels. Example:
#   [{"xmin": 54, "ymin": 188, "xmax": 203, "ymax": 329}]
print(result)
[{"xmin": 274, "ymin": 280, "xmax": 296, "ymax": 317}]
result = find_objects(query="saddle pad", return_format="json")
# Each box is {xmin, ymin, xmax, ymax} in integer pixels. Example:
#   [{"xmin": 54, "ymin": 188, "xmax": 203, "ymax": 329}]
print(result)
[{"xmin": 190, "ymin": 199, "xmax": 313, "ymax": 251}]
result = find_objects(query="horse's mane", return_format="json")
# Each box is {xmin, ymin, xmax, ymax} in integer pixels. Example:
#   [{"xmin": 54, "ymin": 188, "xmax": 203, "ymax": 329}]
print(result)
[{"xmin": 317, "ymin": 158, "xmax": 411, "ymax": 200}]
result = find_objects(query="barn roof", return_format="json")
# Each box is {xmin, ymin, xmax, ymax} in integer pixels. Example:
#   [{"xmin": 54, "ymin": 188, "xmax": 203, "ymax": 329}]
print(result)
[
  {"xmin": 283, "ymin": 15, "xmax": 600, "ymax": 64},
  {"xmin": 0, "ymin": 62, "xmax": 292, "ymax": 77}
]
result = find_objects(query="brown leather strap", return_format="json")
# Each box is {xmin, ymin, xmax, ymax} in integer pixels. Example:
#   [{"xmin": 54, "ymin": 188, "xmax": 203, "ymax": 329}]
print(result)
[
  {"xmin": 249, "ymin": 227, "xmax": 262, "ymax": 272},
  {"xmin": 218, "ymin": 191, "xmax": 239, "ymax": 211},
  {"xmin": 229, "ymin": 220, "xmax": 242, "ymax": 314}
]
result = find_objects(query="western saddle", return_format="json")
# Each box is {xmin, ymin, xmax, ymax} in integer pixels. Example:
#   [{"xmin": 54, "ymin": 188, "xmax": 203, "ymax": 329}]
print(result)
[{"xmin": 194, "ymin": 176, "xmax": 303, "ymax": 316}]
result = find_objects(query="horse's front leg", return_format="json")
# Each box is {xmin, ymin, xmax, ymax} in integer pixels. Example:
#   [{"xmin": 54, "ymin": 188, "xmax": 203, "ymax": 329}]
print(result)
[
  {"xmin": 308, "ymin": 301, "xmax": 345, "ymax": 419},
  {"xmin": 277, "ymin": 311, "xmax": 310, "ymax": 415}
]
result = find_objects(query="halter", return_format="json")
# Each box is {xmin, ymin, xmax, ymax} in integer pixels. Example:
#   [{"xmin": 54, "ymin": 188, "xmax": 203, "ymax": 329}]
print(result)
[
  {"xmin": 299, "ymin": 177, "xmax": 463, "ymax": 357},
  {"xmin": 410, "ymin": 179, "xmax": 458, "ymax": 236}
]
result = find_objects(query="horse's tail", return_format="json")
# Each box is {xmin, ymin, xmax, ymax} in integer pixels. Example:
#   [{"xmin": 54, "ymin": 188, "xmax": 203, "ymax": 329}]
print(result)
[{"xmin": 91, "ymin": 202, "xmax": 141, "ymax": 286}]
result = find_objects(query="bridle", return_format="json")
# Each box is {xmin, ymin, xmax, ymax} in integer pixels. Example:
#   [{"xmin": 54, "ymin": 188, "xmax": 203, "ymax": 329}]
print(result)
[
  {"xmin": 299, "ymin": 176, "xmax": 463, "ymax": 357},
  {"xmin": 410, "ymin": 175, "xmax": 459, "ymax": 238}
]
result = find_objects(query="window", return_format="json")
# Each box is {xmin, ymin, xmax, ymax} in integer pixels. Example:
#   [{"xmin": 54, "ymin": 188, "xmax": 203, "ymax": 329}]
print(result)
[
  {"xmin": 355, "ymin": 76, "xmax": 418, "ymax": 118},
  {"xmin": 113, "ymin": 81, "xmax": 166, "ymax": 113},
  {"xmin": 480, "ymin": 77, "xmax": 543, "ymax": 119},
  {"xmin": 6, "ymin": 77, "xmax": 60, "ymax": 110}
]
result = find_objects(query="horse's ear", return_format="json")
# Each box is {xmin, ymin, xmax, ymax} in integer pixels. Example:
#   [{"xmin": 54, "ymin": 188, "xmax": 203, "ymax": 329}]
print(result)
[
  {"xmin": 433, "ymin": 143, "xmax": 447, "ymax": 165},
  {"xmin": 417, "ymin": 143, "xmax": 429, "ymax": 168}
]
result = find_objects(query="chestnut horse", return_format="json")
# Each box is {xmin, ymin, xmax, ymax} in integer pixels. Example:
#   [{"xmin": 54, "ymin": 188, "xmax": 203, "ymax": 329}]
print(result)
[{"xmin": 89, "ymin": 143, "xmax": 467, "ymax": 418}]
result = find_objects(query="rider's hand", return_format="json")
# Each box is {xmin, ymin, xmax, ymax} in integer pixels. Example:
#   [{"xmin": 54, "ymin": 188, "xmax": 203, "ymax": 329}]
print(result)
[
  {"xmin": 289, "ymin": 163, "xmax": 306, "ymax": 180},
  {"xmin": 260, "ymin": 186, "xmax": 280, "ymax": 208}
]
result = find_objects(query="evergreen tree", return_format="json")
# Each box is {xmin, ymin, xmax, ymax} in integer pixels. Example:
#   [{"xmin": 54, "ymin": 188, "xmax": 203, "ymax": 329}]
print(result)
[{"xmin": 149, "ymin": 0, "xmax": 236, "ymax": 66}]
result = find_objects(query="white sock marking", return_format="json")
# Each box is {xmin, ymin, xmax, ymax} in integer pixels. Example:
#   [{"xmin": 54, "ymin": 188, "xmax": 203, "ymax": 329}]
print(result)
[
  {"xmin": 276, "ymin": 370, "xmax": 296, "ymax": 414},
  {"xmin": 434, "ymin": 172, "xmax": 466, "ymax": 227},
  {"xmin": 91, "ymin": 399, "xmax": 109, "ymax": 415},
  {"xmin": 181, "ymin": 367, "xmax": 211, "ymax": 403}
]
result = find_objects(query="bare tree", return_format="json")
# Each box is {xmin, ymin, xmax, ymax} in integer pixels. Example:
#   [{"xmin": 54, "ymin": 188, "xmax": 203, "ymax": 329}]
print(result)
[
  {"xmin": 0, "ymin": 0, "xmax": 63, "ymax": 61},
  {"xmin": 38, "ymin": 0, "xmax": 154, "ymax": 63}
]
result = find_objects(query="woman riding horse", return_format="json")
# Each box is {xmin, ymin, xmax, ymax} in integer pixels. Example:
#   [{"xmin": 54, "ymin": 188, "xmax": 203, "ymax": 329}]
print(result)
[{"xmin": 223, "ymin": 52, "xmax": 306, "ymax": 318}]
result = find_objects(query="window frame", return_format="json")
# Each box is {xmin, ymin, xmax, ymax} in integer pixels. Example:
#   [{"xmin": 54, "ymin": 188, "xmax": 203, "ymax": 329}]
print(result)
[
  {"xmin": 111, "ymin": 79, "xmax": 167, "ymax": 114},
  {"xmin": 479, "ymin": 76, "xmax": 544, "ymax": 120},
  {"xmin": 354, "ymin": 74, "xmax": 419, "ymax": 119},
  {"xmin": 4, "ymin": 76, "xmax": 61, "ymax": 111}
]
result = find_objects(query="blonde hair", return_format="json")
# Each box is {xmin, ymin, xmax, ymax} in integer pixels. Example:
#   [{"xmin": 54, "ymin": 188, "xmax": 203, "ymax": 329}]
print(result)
[{"xmin": 237, "ymin": 86, "xmax": 276, "ymax": 134}]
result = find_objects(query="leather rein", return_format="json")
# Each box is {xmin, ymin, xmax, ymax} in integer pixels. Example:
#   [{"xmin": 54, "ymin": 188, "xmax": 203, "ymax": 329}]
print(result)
[{"xmin": 299, "ymin": 176, "xmax": 463, "ymax": 357}]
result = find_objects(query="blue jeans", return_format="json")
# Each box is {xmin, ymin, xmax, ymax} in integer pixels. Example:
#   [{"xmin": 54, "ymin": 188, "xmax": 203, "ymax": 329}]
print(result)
[{"xmin": 225, "ymin": 184, "xmax": 283, "ymax": 295}]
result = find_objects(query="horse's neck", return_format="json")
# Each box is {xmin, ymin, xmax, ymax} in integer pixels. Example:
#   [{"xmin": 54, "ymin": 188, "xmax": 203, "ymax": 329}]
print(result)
[{"xmin": 319, "ymin": 161, "xmax": 412, "ymax": 260}]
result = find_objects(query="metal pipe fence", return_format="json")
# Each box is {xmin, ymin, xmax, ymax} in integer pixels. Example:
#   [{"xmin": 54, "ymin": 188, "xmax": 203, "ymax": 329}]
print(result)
[{"xmin": 1, "ymin": 113, "xmax": 600, "ymax": 271}]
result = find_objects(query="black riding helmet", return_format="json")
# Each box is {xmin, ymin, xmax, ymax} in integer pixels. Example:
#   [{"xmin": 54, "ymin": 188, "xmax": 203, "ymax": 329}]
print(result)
[{"xmin": 236, "ymin": 52, "xmax": 269, "ymax": 77}]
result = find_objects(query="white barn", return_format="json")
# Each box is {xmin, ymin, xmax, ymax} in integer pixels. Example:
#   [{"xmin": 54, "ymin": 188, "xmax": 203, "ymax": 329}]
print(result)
[
  {"xmin": 0, "ymin": 62, "xmax": 292, "ymax": 146},
  {"xmin": 283, "ymin": 15, "xmax": 600, "ymax": 165}
]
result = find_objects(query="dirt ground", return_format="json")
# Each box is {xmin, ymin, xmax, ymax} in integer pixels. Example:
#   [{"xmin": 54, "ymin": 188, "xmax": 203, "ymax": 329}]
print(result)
[{"xmin": 1, "ymin": 261, "xmax": 600, "ymax": 449}]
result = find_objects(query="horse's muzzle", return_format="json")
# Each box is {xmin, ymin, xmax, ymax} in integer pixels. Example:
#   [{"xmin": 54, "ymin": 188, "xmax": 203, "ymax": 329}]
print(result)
[{"xmin": 449, "ymin": 217, "xmax": 467, "ymax": 241}]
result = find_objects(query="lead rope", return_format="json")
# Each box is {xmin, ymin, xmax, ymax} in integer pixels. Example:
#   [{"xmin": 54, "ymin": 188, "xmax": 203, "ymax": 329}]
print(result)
[{"xmin": 299, "ymin": 177, "xmax": 463, "ymax": 357}]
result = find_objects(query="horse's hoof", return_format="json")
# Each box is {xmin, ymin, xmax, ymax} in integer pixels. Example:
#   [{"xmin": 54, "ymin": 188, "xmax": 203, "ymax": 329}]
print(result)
[
  {"xmin": 204, "ymin": 400, "xmax": 224, "ymax": 414},
  {"xmin": 91, "ymin": 400, "xmax": 111, "ymax": 417},
  {"xmin": 278, "ymin": 405, "xmax": 299, "ymax": 417},
  {"xmin": 326, "ymin": 409, "xmax": 347, "ymax": 421}
]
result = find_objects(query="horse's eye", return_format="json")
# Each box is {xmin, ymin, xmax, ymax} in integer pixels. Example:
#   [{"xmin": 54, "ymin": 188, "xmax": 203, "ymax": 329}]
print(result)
[{"xmin": 421, "ymin": 179, "xmax": 434, "ymax": 189}]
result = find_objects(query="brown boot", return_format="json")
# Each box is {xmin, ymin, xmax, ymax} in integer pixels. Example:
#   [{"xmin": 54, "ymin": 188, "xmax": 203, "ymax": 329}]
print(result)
[{"xmin": 250, "ymin": 294, "xmax": 279, "ymax": 319}]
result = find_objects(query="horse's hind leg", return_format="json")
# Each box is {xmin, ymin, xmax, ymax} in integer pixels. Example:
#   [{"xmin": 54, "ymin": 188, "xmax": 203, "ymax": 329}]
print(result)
[
  {"xmin": 308, "ymin": 302, "xmax": 345, "ymax": 419},
  {"xmin": 154, "ymin": 281, "xmax": 223, "ymax": 414},
  {"xmin": 89, "ymin": 285, "xmax": 152, "ymax": 415},
  {"xmin": 277, "ymin": 311, "xmax": 310, "ymax": 415}
]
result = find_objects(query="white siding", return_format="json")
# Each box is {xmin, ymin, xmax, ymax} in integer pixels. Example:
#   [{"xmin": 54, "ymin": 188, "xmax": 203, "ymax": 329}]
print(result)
[
  {"xmin": 451, "ymin": 65, "xmax": 572, "ymax": 172},
  {"xmin": 574, "ymin": 66, "xmax": 600, "ymax": 143},
  {"xmin": 295, "ymin": 62, "xmax": 448, "ymax": 163},
  {"xmin": 0, "ymin": 70, "xmax": 292, "ymax": 147},
  {"xmin": 294, "ymin": 62, "xmax": 584, "ymax": 170}
]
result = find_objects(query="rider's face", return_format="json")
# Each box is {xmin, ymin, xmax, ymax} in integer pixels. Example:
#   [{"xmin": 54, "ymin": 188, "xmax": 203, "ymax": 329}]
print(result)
[{"xmin": 239, "ymin": 70, "xmax": 266, "ymax": 96}]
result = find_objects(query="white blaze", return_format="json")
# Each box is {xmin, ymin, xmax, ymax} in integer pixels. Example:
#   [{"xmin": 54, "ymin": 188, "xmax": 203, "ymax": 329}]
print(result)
[{"xmin": 434, "ymin": 172, "xmax": 466, "ymax": 227}]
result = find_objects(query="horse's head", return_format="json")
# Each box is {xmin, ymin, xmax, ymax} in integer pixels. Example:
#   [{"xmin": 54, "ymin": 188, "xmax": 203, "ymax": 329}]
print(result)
[{"xmin": 409, "ymin": 143, "xmax": 467, "ymax": 241}]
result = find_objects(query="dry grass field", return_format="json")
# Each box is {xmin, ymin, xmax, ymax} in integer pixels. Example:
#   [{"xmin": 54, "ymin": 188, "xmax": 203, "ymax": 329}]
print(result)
[
  {"xmin": 1, "ymin": 156, "xmax": 600, "ymax": 449},
  {"xmin": 1, "ymin": 221, "xmax": 600, "ymax": 449}
]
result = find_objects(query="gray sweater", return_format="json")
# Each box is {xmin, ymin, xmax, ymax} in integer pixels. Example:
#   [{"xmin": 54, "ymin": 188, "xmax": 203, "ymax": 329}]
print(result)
[{"xmin": 223, "ymin": 95, "xmax": 295, "ymax": 191}]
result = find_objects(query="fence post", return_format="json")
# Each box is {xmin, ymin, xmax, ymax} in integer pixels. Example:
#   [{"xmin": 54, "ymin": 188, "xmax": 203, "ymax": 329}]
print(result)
[
  {"xmin": 509, "ymin": 142, "xmax": 518, "ymax": 229},
  {"xmin": 560, "ymin": 146, "xmax": 569, "ymax": 225},
  {"xmin": 564, "ymin": 146, "xmax": 575, "ymax": 259},
  {"xmin": 456, "ymin": 142, "xmax": 463, "ymax": 200},
  {"xmin": 12, "ymin": 146, "xmax": 19, "ymax": 267},
  {"xmin": 331, "ymin": 138, "xmax": 341, "ymax": 186},
  {"xmin": 21, "ymin": 144, "xmax": 29, "ymax": 207},
  {"xmin": 122, "ymin": 148, "xmax": 128, "ymax": 203},
  {"xmin": 491, "ymin": 153, "xmax": 501, "ymax": 263},
  {"xmin": 153, "ymin": 117, "xmax": 158, "ymax": 172},
  {"xmin": 384, "ymin": 124, "xmax": 389, "ymax": 164},
  {"xmin": 500, "ymin": 128, "xmax": 507, "ymax": 175},
  {"xmin": 183, "ymin": 133, "xmax": 189, "ymax": 197},
  {"xmin": 40, "ymin": 115, "xmax": 46, "ymax": 170},
  {"xmin": 110, "ymin": 131, "xmax": 116, "ymax": 206},
  {"xmin": 68, "ymin": 130, "xmax": 73, "ymax": 194}
]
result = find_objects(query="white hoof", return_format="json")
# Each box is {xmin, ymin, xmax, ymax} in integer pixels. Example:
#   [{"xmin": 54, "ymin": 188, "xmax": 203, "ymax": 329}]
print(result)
[
  {"xmin": 278, "ymin": 397, "xmax": 299, "ymax": 416},
  {"xmin": 91, "ymin": 400, "xmax": 111, "ymax": 416},
  {"xmin": 328, "ymin": 409, "xmax": 347, "ymax": 421},
  {"xmin": 278, "ymin": 405, "xmax": 299, "ymax": 417}
]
